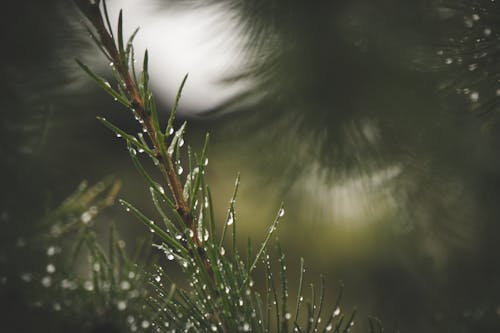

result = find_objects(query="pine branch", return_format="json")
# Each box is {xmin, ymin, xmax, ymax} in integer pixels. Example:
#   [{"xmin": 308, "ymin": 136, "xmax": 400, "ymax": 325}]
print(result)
[
  {"xmin": 74, "ymin": 0, "xmax": 197, "ymax": 253},
  {"xmin": 71, "ymin": 1, "xmax": 364, "ymax": 332}
]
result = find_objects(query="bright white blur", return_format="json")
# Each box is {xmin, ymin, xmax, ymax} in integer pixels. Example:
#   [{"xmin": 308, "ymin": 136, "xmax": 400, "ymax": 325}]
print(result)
[{"xmin": 106, "ymin": 0, "xmax": 250, "ymax": 113}]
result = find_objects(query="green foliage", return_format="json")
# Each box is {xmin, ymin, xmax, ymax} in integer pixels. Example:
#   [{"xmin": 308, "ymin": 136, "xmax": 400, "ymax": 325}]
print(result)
[
  {"xmin": 4, "ymin": 177, "xmax": 154, "ymax": 332},
  {"xmin": 0, "ymin": 1, "xmax": 389, "ymax": 332},
  {"xmin": 69, "ymin": 0, "xmax": 363, "ymax": 332}
]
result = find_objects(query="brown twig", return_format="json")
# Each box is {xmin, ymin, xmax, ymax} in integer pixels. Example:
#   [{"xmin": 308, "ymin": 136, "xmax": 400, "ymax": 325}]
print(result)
[{"xmin": 74, "ymin": 0, "xmax": 201, "ymax": 247}]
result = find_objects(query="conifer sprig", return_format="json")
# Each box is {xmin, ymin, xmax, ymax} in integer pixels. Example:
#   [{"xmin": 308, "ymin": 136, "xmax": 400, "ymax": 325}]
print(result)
[
  {"xmin": 74, "ymin": 0, "xmax": 193, "ymax": 232},
  {"xmin": 73, "ymin": 1, "xmax": 360, "ymax": 331}
]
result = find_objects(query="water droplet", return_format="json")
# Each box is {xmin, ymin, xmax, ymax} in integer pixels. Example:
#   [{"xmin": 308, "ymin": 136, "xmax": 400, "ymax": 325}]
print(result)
[
  {"xmin": 468, "ymin": 63, "xmax": 478, "ymax": 71},
  {"xmin": 470, "ymin": 91, "xmax": 479, "ymax": 102},
  {"xmin": 333, "ymin": 307, "xmax": 341, "ymax": 317},
  {"xmin": 177, "ymin": 165, "xmax": 183, "ymax": 175},
  {"xmin": 169, "ymin": 128, "xmax": 174, "ymax": 135},
  {"xmin": 104, "ymin": 81, "xmax": 111, "ymax": 88},
  {"xmin": 129, "ymin": 147, "xmax": 137, "ymax": 156},
  {"xmin": 220, "ymin": 247, "xmax": 226, "ymax": 256},
  {"xmin": 41, "ymin": 276, "xmax": 51, "ymax": 288},
  {"xmin": 46, "ymin": 264, "xmax": 55, "ymax": 274},
  {"xmin": 158, "ymin": 186, "xmax": 165, "ymax": 194},
  {"xmin": 472, "ymin": 14, "xmax": 480, "ymax": 21},
  {"xmin": 285, "ymin": 313, "xmax": 292, "ymax": 320},
  {"xmin": 227, "ymin": 212, "xmax": 234, "ymax": 226},
  {"xmin": 46, "ymin": 246, "xmax": 57, "ymax": 256},
  {"xmin": 81, "ymin": 211, "xmax": 92, "ymax": 224},
  {"xmin": 211, "ymin": 324, "xmax": 218, "ymax": 331},
  {"xmin": 141, "ymin": 320, "xmax": 150, "ymax": 329},
  {"xmin": 167, "ymin": 253, "xmax": 174, "ymax": 260},
  {"xmin": 204, "ymin": 158, "xmax": 209, "ymax": 166},
  {"xmin": 445, "ymin": 58, "xmax": 453, "ymax": 65},
  {"xmin": 83, "ymin": 281, "xmax": 94, "ymax": 291},
  {"xmin": 278, "ymin": 208, "xmax": 285, "ymax": 217},
  {"xmin": 61, "ymin": 279, "xmax": 76, "ymax": 289},
  {"xmin": 120, "ymin": 280, "xmax": 131, "ymax": 290},
  {"xmin": 117, "ymin": 300, "xmax": 127, "ymax": 311},
  {"xmin": 484, "ymin": 28, "xmax": 492, "ymax": 36},
  {"xmin": 21, "ymin": 273, "xmax": 32, "ymax": 282},
  {"xmin": 242, "ymin": 323, "xmax": 250, "ymax": 331},
  {"xmin": 326, "ymin": 323, "xmax": 333, "ymax": 331},
  {"xmin": 179, "ymin": 138, "xmax": 184, "ymax": 147},
  {"xmin": 154, "ymin": 275, "xmax": 161, "ymax": 282},
  {"xmin": 128, "ymin": 271, "xmax": 136, "ymax": 279}
]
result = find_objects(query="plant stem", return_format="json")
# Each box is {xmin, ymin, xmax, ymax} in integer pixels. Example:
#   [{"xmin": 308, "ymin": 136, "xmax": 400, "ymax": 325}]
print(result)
[{"xmin": 75, "ymin": 0, "xmax": 196, "ymax": 244}]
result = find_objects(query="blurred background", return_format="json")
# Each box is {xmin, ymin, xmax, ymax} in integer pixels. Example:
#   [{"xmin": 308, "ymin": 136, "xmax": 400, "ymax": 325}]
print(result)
[{"xmin": 2, "ymin": 0, "xmax": 500, "ymax": 332}]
